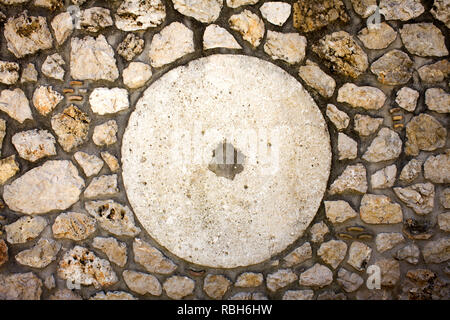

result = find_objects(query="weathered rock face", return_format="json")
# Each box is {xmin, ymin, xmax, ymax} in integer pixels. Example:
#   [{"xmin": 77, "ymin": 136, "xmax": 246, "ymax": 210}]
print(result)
[
  {"xmin": 74, "ymin": 152, "xmax": 103, "ymax": 177},
  {"xmin": 70, "ymin": 35, "xmax": 119, "ymax": 81},
  {"xmin": 313, "ymin": 32, "xmax": 368, "ymax": 78},
  {"xmin": 310, "ymin": 222, "xmax": 329, "ymax": 244},
  {"xmin": 405, "ymin": 114, "xmax": 447, "ymax": 156},
  {"xmin": 117, "ymin": 33, "xmax": 144, "ymax": 61},
  {"xmin": 51, "ymin": 105, "xmax": 91, "ymax": 152},
  {"xmin": 337, "ymin": 83, "xmax": 386, "ymax": 110},
  {"xmin": 123, "ymin": 270, "xmax": 162, "ymax": 296},
  {"xmin": 293, "ymin": 0, "xmax": 348, "ymax": 33},
  {"xmin": 226, "ymin": 0, "xmax": 259, "ymax": 7},
  {"xmin": 370, "ymin": 50, "xmax": 413, "ymax": 85},
  {"xmin": 49, "ymin": 289, "xmax": 82, "ymax": 300},
  {"xmin": 0, "ymin": 272, "xmax": 42, "ymax": 300},
  {"xmin": 418, "ymin": 59, "xmax": 450, "ymax": 83},
  {"xmin": 4, "ymin": 12, "xmax": 53, "ymax": 58},
  {"xmin": 299, "ymin": 61, "xmax": 336, "ymax": 98},
  {"xmin": 0, "ymin": 88, "xmax": 33, "ymax": 123},
  {"xmin": 79, "ymin": 7, "xmax": 113, "ymax": 33},
  {"xmin": 362, "ymin": 128, "xmax": 403, "ymax": 163},
  {"xmin": 203, "ymin": 274, "xmax": 231, "ymax": 299},
  {"xmin": 337, "ymin": 268, "xmax": 364, "ymax": 292},
  {"xmin": 12, "ymin": 129, "xmax": 57, "ymax": 162},
  {"xmin": 354, "ymin": 115, "xmax": 383, "ymax": 137},
  {"xmin": 85, "ymin": 200, "xmax": 141, "ymax": 237},
  {"xmin": 93, "ymin": 237, "xmax": 127, "ymax": 267},
  {"xmin": 400, "ymin": 23, "xmax": 448, "ymax": 57},
  {"xmin": 101, "ymin": 152, "xmax": 119, "ymax": 172},
  {"xmin": 203, "ymin": 24, "xmax": 241, "ymax": 50},
  {"xmin": 235, "ymin": 272, "xmax": 264, "ymax": 287},
  {"xmin": 34, "ymin": 0, "xmax": 63, "ymax": 10},
  {"xmin": 84, "ymin": 174, "xmax": 119, "ymax": 199},
  {"xmin": 401, "ymin": 269, "xmax": 449, "ymax": 300},
  {"xmin": 149, "ymin": 22, "xmax": 194, "ymax": 68},
  {"xmin": 41, "ymin": 53, "xmax": 65, "ymax": 81},
  {"xmin": 115, "ymin": 0, "xmax": 166, "ymax": 31},
  {"xmin": 351, "ymin": 0, "xmax": 377, "ymax": 18},
  {"xmin": 15, "ymin": 238, "xmax": 61, "ymax": 268},
  {"xmin": 58, "ymin": 246, "xmax": 118, "ymax": 289},
  {"xmin": 318, "ymin": 240, "xmax": 347, "ymax": 269},
  {"xmin": 376, "ymin": 258, "xmax": 400, "ymax": 287},
  {"xmin": 425, "ymin": 88, "xmax": 450, "ymax": 114},
  {"xmin": 0, "ymin": 155, "xmax": 20, "ymax": 185},
  {"xmin": 282, "ymin": 243, "xmax": 312, "ymax": 267},
  {"xmin": 360, "ymin": 194, "xmax": 403, "ymax": 224},
  {"xmin": 329, "ymin": 164, "xmax": 368, "ymax": 195},
  {"xmin": 371, "ymin": 165, "xmax": 397, "ymax": 189},
  {"xmin": 347, "ymin": 241, "xmax": 372, "ymax": 271},
  {"xmin": 229, "ymin": 10, "xmax": 265, "ymax": 48},
  {"xmin": 326, "ymin": 104, "xmax": 349, "ymax": 131},
  {"xmin": 299, "ymin": 264, "xmax": 333, "ymax": 288},
  {"xmin": 396, "ymin": 87, "xmax": 419, "ymax": 112},
  {"xmin": 338, "ymin": 133, "xmax": 358, "ymax": 160},
  {"xmin": 4, "ymin": 216, "xmax": 47, "ymax": 244},
  {"xmin": 93, "ymin": 120, "xmax": 118, "ymax": 146},
  {"xmin": 422, "ymin": 238, "xmax": 450, "ymax": 264},
  {"xmin": 51, "ymin": 12, "xmax": 73, "ymax": 46},
  {"xmin": 431, "ymin": 0, "xmax": 450, "ymax": 28},
  {"xmin": 263, "ymin": 31, "xmax": 306, "ymax": 65},
  {"xmin": 133, "ymin": 238, "xmax": 177, "ymax": 274},
  {"xmin": 376, "ymin": 233, "xmax": 405, "ymax": 253},
  {"xmin": 396, "ymin": 244, "xmax": 420, "ymax": 264},
  {"xmin": 358, "ymin": 22, "xmax": 397, "ymax": 50},
  {"xmin": 266, "ymin": 269, "xmax": 297, "ymax": 292},
  {"xmin": 89, "ymin": 88, "xmax": 129, "ymax": 115},
  {"xmin": 438, "ymin": 213, "xmax": 450, "ymax": 232},
  {"xmin": 122, "ymin": 63, "xmax": 152, "ymax": 89},
  {"xmin": 394, "ymin": 183, "xmax": 435, "ymax": 215},
  {"xmin": 424, "ymin": 150, "xmax": 450, "ymax": 184},
  {"xmin": 32, "ymin": 86, "xmax": 63, "ymax": 116},
  {"xmin": 3, "ymin": 160, "xmax": 84, "ymax": 215},
  {"xmin": 0, "ymin": 61, "xmax": 19, "ymax": 85},
  {"xmin": 52, "ymin": 212, "xmax": 96, "ymax": 241},
  {"xmin": 20, "ymin": 63, "xmax": 38, "ymax": 83},
  {"xmin": 260, "ymin": 2, "xmax": 291, "ymax": 26},
  {"xmin": 380, "ymin": 0, "xmax": 424, "ymax": 21},
  {"xmin": 172, "ymin": 0, "xmax": 222, "ymax": 23}
]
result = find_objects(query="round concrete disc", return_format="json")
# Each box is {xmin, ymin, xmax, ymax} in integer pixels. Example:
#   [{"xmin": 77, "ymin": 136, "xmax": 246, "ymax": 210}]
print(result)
[{"xmin": 122, "ymin": 54, "xmax": 331, "ymax": 268}]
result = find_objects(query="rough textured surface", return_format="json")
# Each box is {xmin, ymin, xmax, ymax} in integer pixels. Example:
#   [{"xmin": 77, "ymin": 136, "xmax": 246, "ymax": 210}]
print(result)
[
  {"xmin": 173, "ymin": 0, "xmax": 222, "ymax": 23},
  {"xmin": 4, "ymin": 216, "xmax": 47, "ymax": 244},
  {"xmin": 400, "ymin": 23, "xmax": 448, "ymax": 57},
  {"xmin": 3, "ymin": 160, "xmax": 84, "ymax": 215},
  {"xmin": 229, "ymin": 10, "xmax": 265, "ymax": 48},
  {"xmin": 0, "ymin": 273, "xmax": 42, "ymax": 300},
  {"xmin": 405, "ymin": 114, "xmax": 447, "ymax": 156},
  {"xmin": 52, "ymin": 212, "xmax": 96, "ymax": 241},
  {"xmin": 122, "ymin": 54, "xmax": 331, "ymax": 268},
  {"xmin": 293, "ymin": 0, "xmax": 348, "ymax": 33},
  {"xmin": 15, "ymin": 239, "xmax": 61, "ymax": 268}
]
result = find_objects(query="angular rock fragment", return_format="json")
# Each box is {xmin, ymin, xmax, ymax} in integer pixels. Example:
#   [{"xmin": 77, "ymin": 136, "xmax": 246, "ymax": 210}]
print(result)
[
  {"xmin": 4, "ymin": 12, "xmax": 53, "ymax": 58},
  {"xmin": 3, "ymin": 160, "xmax": 84, "ymax": 215},
  {"xmin": 163, "ymin": 276, "xmax": 194, "ymax": 300},
  {"xmin": 293, "ymin": 0, "xmax": 349, "ymax": 33},
  {"xmin": 133, "ymin": 238, "xmax": 176, "ymax": 274},
  {"xmin": 51, "ymin": 12, "xmax": 73, "ymax": 46},
  {"xmin": 299, "ymin": 264, "xmax": 333, "ymax": 288},
  {"xmin": 405, "ymin": 114, "xmax": 447, "ymax": 156},
  {"xmin": 337, "ymin": 268, "xmax": 364, "ymax": 292},
  {"xmin": 58, "ymin": 246, "xmax": 118, "ymax": 289},
  {"xmin": 203, "ymin": 274, "xmax": 231, "ymax": 299},
  {"xmin": 338, "ymin": 133, "xmax": 357, "ymax": 160},
  {"xmin": 0, "ymin": 273, "xmax": 42, "ymax": 300},
  {"xmin": 226, "ymin": 0, "xmax": 259, "ymax": 7},
  {"xmin": 0, "ymin": 155, "xmax": 20, "ymax": 185},
  {"xmin": 101, "ymin": 152, "xmax": 119, "ymax": 172},
  {"xmin": 318, "ymin": 240, "xmax": 347, "ymax": 269},
  {"xmin": 123, "ymin": 63, "xmax": 152, "ymax": 89},
  {"xmin": 329, "ymin": 164, "xmax": 368, "ymax": 195},
  {"xmin": 51, "ymin": 105, "xmax": 91, "ymax": 152},
  {"xmin": 260, "ymin": 2, "xmax": 291, "ymax": 26},
  {"xmin": 396, "ymin": 244, "xmax": 420, "ymax": 264},
  {"xmin": 32, "ymin": 85, "xmax": 63, "ymax": 116},
  {"xmin": 400, "ymin": 23, "xmax": 448, "ymax": 57},
  {"xmin": 0, "ymin": 61, "xmax": 19, "ymax": 85},
  {"xmin": 203, "ymin": 24, "xmax": 241, "ymax": 50},
  {"xmin": 421, "ymin": 239, "xmax": 450, "ymax": 263},
  {"xmin": 12, "ymin": 129, "xmax": 57, "ymax": 162},
  {"xmin": 115, "ymin": 0, "xmax": 166, "ymax": 31},
  {"xmin": 52, "ymin": 212, "xmax": 96, "ymax": 241},
  {"xmin": 362, "ymin": 128, "xmax": 402, "ymax": 163},
  {"xmin": 376, "ymin": 233, "xmax": 405, "ymax": 253},
  {"xmin": 5, "ymin": 216, "xmax": 47, "ymax": 244},
  {"xmin": 49, "ymin": 289, "xmax": 82, "ymax": 300},
  {"xmin": 41, "ymin": 53, "xmax": 65, "ymax": 81},
  {"xmin": 396, "ymin": 87, "xmax": 419, "ymax": 112},
  {"xmin": 282, "ymin": 242, "xmax": 312, "ymax": 267},
  {"xmin": 425, "ymin": 88, "xmax": 450, "ymax": 113},
  {"xmin": 84, "ymin": 174, "xmax": 119, "ymax": 199},
  {"xmin": 93, "ymin": 120, "xmax": 118, "ymax": 146},
  {"xmin": 394, "ymin": 183, "xmax": 435, "ymax": 215},
  {"xmin": 350, "ymin": 0, "xmax": 377, "ymax": 18},
  {"xmin": 85, "ymin": 200, "xmax": 141, "ymax": 237},
  {"xmin": 357, "ymin": 22, "xmax": 397, "ymax": 50},
  {"xmin": 347, "ymin": 241, "xmax": 372, "ymax": 271},
  {"xmin": 298, "ymin": 61, "xmax": 335, "ymax": 98},
  {"xmin": 70, "ymin": 35, "xmax": 119, "ymax": 81},
  {"xmin": 431, "ymin": 0, "xmax": 450, "ymax": 28},
  {"xmin": 123, "ymin": 270, "xmax": 162, "ymax": 296},
  {"xmin": 263, "ymin": 31, "xmax": 306, "ymax": 64},
  {"xmin": 266, "ymin": 269, "xmax": 297, "ymax": 292},
  {"xmin": 235, "ymin": 272, "xmax": 264, "ymax": 287},
  {"xmin": 282, "ymin": 290, "xmax": 314, "ymax": 300},
  {"xmin": 313, "ymin": 32, "xmax": 368, "ymax": 78},
  {"xmin": 379, "ymin": 0, "xmax": 424, "ymax": 21},
  {"xmin": 418, "ymin": 60, "xmax": 450, "ymax": 84},
  {"xmin": 79, "ymin": 7, "xmax": 113, "ymax": 33},
  {"xmin": 370, "ymin": 49, "xmax": 413, "ymax": 85},
  {"xmin": 324, "ymin": 200, "xmax": 357, "ymax": 224},
  {"xmin": 438, "ymin": 213, "xmax": 450, "ymax": 232},
  {"xmin": 74, "ymin": 152, "xmax": 103, "ymax": 177},
  {"xmin": 360, "ymin": 194, "xmax": 403, "ymax": 224},
  {"xmin": 15, "ymin": 238, "xmax": 60, "ymax": 268},
  {"xmin": 326, "ymin": 104, "xmax": 349, "ymax": 131},
  {"xmin": 20, "ymin": 63, "xmax": 38, "ymax": 83},
  {"xmin": 375, "ymin": 258, "xmax": 400, "ymax": 286},
  {"xmin": 117, "ymin": 33, "xmax": 144, "ymax": 61},
  {"xmin": 424, "ymin": 150, "xmax": 450, "ymax": 184},
  {"xmin": 353, "ymin": 114, "xmax": 383, "ymax": 137},
  {"xmin": 149, "ymin": 22, "xmax": 194, "ymax": 68},
  {"xmin": 371, "ymin": 165, "xmax": 397, "ymax": 189},
  {"xmin": 337, "ymin": 83, "xmax": 386, "ymax": 110},
  {"xmin": 172, "ymin": 0, "xmax": 222, "ymax": 23},
  {"xmin": 229, "ymin": 10, "xmax": 265, "ymax": 48},
  {"xmin": 89, "ymin": 88, "xmax": 129, "ymax": 115},
  {"xmin": 310, "ymin": 221, "xmax": 329, "ymax": 243},
  {"xmin": 441, "ymin": 188, "xmax": 450, "ymax": 209},
  {"xmin": 93, "ymin": 237, "xmax": 127, "ymax": 267},
  {"xmin": 0, "ymin": 88, "xmax": 33, "ymax": 123}
]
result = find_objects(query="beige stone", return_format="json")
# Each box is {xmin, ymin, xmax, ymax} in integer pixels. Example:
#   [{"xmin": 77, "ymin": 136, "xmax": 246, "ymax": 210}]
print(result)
[
  {"xmin": 133, "ymin": 238, "xmax": 177, "ymax": 274},
  {"xmin": 0, "ymin": 88, "xmax": 33, "ymax": 123},
  {"xmin": 324, "ymin": 200, "xmax": 357, "ymax": 224},
  {"xmin": 0, "ymin": 155, "xmax": 19, "ymax": 185},
  {"xmin": 123, "ymin": 270, "xmax": 162, "ymax": 296},
  {"xmin": 93, "ymin": 237, "xmax": 127, "ymax": 267},
  {"xmin": 163, "ymin": 276, "xmax": 195, "ymax": 300},
  {"xmin": 229, "ymin": 10, "xmax": 265, "ymax": 48},
  {"xmin": 52, "ymin": 212, "xmax": 96, "ymax": 241},
  {"xmin": 264, "ymin": 31, "xmax": 306, "ymax": 64},
  {"xmin": 5, "ymin": 216, "xmax": 47, "ymax": 244},
  {"xmin": 360, "ymin": 194, "xmax": 403, "ymax": 224},
  {"xmin": 15, "ymin": 238, "xmax": 60, "ymax": 268}
]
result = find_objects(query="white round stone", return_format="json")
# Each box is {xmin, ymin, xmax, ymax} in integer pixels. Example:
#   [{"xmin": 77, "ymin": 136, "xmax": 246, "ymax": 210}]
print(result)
[{"xmin": 122, "ymin": 54, "xmax": 331, "ymax": 268}]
